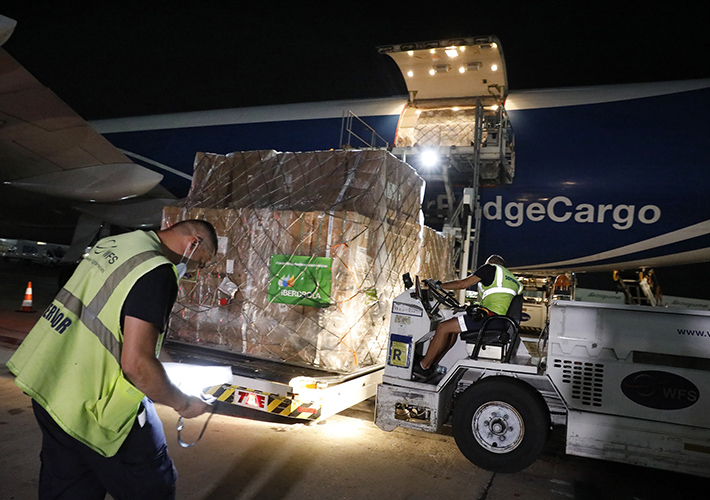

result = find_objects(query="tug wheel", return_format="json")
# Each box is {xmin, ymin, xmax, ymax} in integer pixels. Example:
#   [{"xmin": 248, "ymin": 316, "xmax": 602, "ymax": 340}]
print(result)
[{"xmin": 453, "ymin": 376, "xmax": 550, "ymax": 473}]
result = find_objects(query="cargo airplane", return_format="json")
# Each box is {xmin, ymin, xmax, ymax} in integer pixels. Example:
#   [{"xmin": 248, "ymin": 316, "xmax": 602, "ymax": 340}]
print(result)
[{"xmin": 2, "ymin": 14, "xmax": 709, "ymax": 285}]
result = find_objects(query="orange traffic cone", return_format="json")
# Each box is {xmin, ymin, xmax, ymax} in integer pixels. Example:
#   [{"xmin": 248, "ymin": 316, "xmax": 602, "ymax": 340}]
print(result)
[{"xmin": 19, "ymin": 281, "xmax": 35, "ymax": 313}]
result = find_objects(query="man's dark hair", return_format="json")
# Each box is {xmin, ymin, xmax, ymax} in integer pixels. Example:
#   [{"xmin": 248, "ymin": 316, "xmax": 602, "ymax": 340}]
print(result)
[
  {"xmin": 486, "ymin": 254, "xmax": 506, "ymax": 266},
  {"xmin": 173, "ymin": 220, "xmax": 218, "ymax": 254}
]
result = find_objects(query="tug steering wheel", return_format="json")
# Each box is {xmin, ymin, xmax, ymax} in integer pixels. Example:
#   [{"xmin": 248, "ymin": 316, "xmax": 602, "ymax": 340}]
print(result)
[
  {"xmin": 415, "ymin": 276, "xmax": 462, "ymax": 317},
  {"xmin": 423, "ymin": 278, "xmax": 462, "ymax": 311}
]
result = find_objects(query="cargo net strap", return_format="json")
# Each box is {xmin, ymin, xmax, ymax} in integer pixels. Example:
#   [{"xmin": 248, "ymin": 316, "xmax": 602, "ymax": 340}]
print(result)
[{"xmin": 164, "ymin": 150, "xmax": 455, "ymax": 373}]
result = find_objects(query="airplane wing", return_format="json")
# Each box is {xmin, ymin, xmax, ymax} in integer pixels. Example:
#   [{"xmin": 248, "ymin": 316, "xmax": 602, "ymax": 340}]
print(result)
[
  {"xmin": 505, "ymin": 79, "xmax": 710, "ymax": 110},
  {"xmin": 0, "ymin": 14, "xmax": 166, "ymax": 244}
]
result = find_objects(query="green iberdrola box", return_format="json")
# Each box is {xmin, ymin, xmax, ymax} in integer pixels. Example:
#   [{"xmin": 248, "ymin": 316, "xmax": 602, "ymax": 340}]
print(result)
[{"xmin": 268, "ymin": 255, "xmax": 333, "ymax": 308}]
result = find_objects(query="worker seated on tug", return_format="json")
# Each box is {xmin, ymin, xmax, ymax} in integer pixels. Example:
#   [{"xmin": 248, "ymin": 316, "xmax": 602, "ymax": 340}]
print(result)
[{"xmin": 412, "ymin": 255, "xmax": 522, "ymax": 382}]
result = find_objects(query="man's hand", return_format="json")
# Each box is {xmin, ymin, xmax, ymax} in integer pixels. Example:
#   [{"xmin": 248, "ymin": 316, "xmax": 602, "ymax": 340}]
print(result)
[
  {"xmin": 177, "ymin": 395, "xmax": 211, "ymax": 419},
  {"xmin": 423, "ymin": 278, "xmax": 442, "ymax": 289},
  {"xmin": 123, "ymin": 316, "xmax": 212, "ymax": 417}
]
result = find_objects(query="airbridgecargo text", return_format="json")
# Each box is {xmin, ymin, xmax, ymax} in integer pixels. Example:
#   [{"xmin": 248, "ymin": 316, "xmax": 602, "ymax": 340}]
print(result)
[{"xmin": 483, "ymin": 196, "xmax": 661, "ymax": 230}]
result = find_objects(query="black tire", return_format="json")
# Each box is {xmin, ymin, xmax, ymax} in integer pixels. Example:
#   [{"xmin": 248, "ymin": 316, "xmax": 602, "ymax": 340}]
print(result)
[{"xmin": 452, "ymin": 376, "xmax": 550, "ymax": 473}]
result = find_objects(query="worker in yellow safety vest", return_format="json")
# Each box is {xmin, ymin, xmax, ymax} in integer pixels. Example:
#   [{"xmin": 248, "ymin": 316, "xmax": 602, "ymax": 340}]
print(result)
[
  {"xmin": 412, "ymin": 255, "xmax": 522, "ymax": 382},
  {"xmin": 7, "ymin": 219, "xmax": 217, "ymax": 500}
]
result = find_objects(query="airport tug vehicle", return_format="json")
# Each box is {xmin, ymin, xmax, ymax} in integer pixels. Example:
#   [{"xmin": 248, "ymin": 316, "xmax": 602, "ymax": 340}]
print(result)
[{"xmin": 375, "ymin": 275, "xmax": 710, "ymax": 476}]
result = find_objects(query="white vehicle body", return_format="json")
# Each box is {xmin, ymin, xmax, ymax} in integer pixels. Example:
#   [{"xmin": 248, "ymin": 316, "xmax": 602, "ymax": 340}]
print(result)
[{"xmin": 375, "ymin": 284, "xmax": 710, "ymax": 476}]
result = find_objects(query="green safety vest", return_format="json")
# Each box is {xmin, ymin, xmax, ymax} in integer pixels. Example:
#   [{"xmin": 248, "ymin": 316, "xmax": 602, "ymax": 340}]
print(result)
[
  {"xmin": 7, "ymin": 230, "xmax": 176, "ymax": 457},
  {"xmin": 478, "ymin": 264, "xmax": 523, "ymax": 315}
]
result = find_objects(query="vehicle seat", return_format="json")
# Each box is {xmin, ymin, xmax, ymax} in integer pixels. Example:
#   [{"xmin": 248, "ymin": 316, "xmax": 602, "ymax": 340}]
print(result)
[{"xmin": 459, "ymin": 294, "xmax": 523, "ymax": 362}]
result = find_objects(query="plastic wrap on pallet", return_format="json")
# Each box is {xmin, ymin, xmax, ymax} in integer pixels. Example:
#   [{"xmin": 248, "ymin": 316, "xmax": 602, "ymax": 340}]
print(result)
[
  {"xmin": 164, "ymin": 149, "xmax": 454, "ymax": 373},
  {"xmin": 187, "ymin": 150, "xmax": 424, "ymax": 220}
]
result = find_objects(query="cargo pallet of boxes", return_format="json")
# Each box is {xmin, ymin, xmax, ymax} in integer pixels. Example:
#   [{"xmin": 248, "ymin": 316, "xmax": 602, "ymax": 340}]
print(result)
[{"xmin": 163, "ymin": 149, "xmax": 455, "ymax": 374}]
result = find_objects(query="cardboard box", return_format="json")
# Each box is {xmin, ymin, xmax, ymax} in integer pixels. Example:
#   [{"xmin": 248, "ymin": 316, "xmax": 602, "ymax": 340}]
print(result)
[{"xmin": 163, "ymin": 150, "xmax": 454, "ymax": 372}]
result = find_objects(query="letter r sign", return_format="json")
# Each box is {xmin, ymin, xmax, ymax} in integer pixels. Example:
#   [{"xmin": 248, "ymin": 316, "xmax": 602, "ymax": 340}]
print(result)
[{"xmin": 388, "ymin": 334, "xmax": 412, "ymax": 368}]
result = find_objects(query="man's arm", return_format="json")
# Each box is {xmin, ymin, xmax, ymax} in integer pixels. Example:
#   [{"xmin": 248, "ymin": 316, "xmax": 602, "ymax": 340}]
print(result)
[
  {"xmin": 121, "ymin": 315, "xmax": 208, "ymax": 418},
  {"xmin": 438, "ymin": 263, "xmax": 497, "ymax": 291},
  {"xmin": 440, "ymin": 274, "xmax": 482, "ymax": 291}
]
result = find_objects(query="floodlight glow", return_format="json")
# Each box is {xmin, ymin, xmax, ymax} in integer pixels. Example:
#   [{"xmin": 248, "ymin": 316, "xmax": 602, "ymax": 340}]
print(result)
[
  {"xmin": 163, "ymin": 363, "xmax": 233, "ymax": 397},
  {"xmin": 445, "ymin": 48, "xmax": 458, "ymax": 57},
  {"xmin": 458, "ymin": 66, "xmax": 466, "ymax": 73},
  {"xmin": 318, "ymin": 417, "xmax": 365, "ymax": 439},
  {"xmin": 491, "ymin": 64, "xmax": 498, "ymax": 71},
  {"xmin": 421, "ymin": 149, "xmax": 439, "ymax": 168},
  {"xmin": 407, "ymin": 70, "xmax": 414, "ymax": 77},
  {"xmin": 429, "ymin": 68, "xmax": 436, "ymax": 76},
  {"xmin": 408, "ymin": 50, "xmax": 414, "ymax": 56},
  {"xmin": 452, "ymin": 107, "xmax": 460, "ymax": 111}
]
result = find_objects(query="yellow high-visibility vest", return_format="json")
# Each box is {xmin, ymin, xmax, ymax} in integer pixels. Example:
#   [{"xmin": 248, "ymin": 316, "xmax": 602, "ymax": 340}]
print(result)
[
  {"xmin": 478, "ymin": 264, "xmax": 522, "ymax": 315},
  {"xmin": 7, "ymin": 230, "xmax": 176, "ymax": 457}
]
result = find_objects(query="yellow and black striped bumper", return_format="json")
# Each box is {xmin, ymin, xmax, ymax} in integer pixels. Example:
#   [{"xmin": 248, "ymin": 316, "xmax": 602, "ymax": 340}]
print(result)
[{"xmin": 204, "ymin": 384, "xmax": 321, "ymax": 421}]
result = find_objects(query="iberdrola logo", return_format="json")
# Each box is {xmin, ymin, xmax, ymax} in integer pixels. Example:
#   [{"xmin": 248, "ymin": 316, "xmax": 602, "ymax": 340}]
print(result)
[{"xmin": 279, "ymin": 275, "xmax": 296, "ymax": 288}]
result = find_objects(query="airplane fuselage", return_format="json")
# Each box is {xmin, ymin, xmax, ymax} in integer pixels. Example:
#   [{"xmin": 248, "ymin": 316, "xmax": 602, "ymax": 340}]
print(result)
[{"xmin": 92, "ymin": 80, "xmax": 710, "ymax": 273}]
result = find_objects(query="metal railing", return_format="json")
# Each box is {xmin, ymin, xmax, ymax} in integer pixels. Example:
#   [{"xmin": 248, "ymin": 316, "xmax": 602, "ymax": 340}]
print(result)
[{"xmin": 340, "ymin": 111, "xmax": 389, "ymax": 149}]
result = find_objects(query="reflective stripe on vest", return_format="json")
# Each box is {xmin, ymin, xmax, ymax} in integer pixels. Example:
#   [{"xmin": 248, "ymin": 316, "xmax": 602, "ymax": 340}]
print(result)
[
  {"xmin": 54, "ymin": 249, "xmax": 164, "ymax": 364},
  {"xmin": 478, "ymin": 265, "xmax": 522, "ymax": 298},
  {"xmin": 7, "ymin": 231, "xmax": 174, "ymax": 457}
]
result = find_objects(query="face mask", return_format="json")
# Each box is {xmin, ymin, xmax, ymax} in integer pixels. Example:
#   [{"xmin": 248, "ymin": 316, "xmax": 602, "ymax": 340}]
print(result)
[
  {"xmin": 176, "ymin": 240, "xmax": 200, "ymax": 279},
  {"xmin": 176, "ymin": 262, "xmax": 188, "ymax": 280}
]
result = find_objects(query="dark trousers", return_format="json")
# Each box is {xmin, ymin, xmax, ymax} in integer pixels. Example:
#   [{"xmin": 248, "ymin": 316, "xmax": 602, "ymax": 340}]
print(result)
[{"xmin": 32, "ymin": 398, "xmax": 177, "ymax": 500}]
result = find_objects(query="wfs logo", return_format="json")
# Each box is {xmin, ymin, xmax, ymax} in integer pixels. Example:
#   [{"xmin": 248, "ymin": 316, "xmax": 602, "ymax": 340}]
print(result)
[
  {"xmin": 621, "ymin": 371, "xmax": 699, "ymax": 410},
  {"xmin": 279, "ymin": 275, "xmax": 296, "ymax": 288}
]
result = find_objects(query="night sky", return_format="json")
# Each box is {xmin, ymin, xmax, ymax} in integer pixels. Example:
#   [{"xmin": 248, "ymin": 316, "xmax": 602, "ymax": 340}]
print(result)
[{"xmin": 4, "ymin": 2, "xmax": 710, "ymax": 120}]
